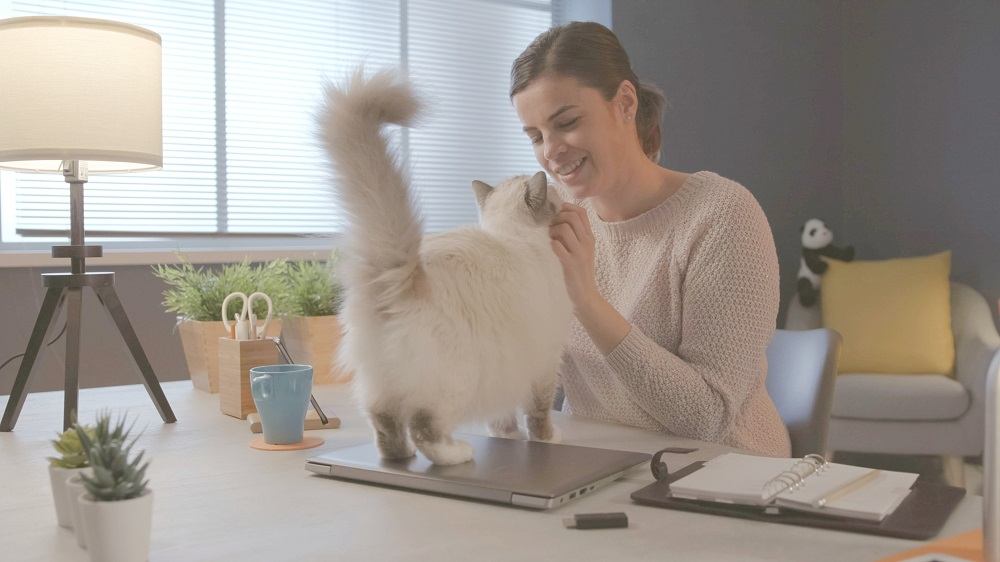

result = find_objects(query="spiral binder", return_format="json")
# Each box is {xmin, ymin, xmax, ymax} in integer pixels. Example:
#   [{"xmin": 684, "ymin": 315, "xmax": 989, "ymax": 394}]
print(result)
[
  {"xmin": 633, "ymin": 449, "xmax": 966, "ymax": 540},
  {"xmin": 762, "ymin": 453, "xmax": 829, "ymax": 501}
]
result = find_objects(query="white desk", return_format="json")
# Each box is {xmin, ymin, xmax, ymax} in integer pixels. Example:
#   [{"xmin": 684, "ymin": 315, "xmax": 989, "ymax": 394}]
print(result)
[{"xmin": 0, "ymin": 382, "xmax": 981, "ymax": 561}]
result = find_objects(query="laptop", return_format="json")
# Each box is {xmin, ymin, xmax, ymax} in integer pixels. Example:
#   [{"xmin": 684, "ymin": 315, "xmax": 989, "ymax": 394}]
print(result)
[{"xmin": 305, "ymin": 433, "xmax": 651, "ymax": 509}]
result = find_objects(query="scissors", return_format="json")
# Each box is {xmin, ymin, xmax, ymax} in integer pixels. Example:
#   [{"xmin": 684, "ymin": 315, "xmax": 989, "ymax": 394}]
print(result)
[{"xmin": 222, "ymin": 292, "xmax": 273, "ymax": 340}]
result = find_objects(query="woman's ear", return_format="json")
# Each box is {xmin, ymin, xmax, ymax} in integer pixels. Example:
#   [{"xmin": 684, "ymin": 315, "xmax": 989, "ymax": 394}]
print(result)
[{"xmin": 615, "ymin": 79, "xmax": 638, "ymax": 122}]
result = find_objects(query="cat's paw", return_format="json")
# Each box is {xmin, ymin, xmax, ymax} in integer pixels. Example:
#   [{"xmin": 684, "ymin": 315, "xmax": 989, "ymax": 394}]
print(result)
[
  {"xmin": 528, "ymin": 419, "xmax": 562, "ymax": 443},
  {"xmin": 377, "ymin": 439, "xmax": 416, "ymax": 460},
  {"xmin": 488, "ymin": 415, "xmax": 524, "ymax": 440},
  {"xmin": 419, "ymin": 439, "xmax": 474, "ymax": 466},
  {"xmin": 488, "ymin": 424, "xmax": 527, "ymax": 440}
]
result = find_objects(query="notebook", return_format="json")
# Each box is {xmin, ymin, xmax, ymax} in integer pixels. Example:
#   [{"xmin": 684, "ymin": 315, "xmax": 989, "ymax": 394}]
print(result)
[{"xmin": 668, "ymin": 452, "xmax": 918, "ymax": 522}]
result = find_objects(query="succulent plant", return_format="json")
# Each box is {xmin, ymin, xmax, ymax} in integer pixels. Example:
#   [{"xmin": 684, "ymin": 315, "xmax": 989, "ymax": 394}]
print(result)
[
  {"xmin": 74, "ymin": 412, "xmax": 150, "ymax": 502},
  {"xmin": 48, "ymin": 425, "xmax": 96, "ymax": 469}
]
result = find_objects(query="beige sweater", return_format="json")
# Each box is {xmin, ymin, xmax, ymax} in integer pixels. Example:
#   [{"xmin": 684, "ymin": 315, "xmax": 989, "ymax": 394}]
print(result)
[{"xmin": 559, "ymin": 171, "xmax": 791, "ymax": 457}]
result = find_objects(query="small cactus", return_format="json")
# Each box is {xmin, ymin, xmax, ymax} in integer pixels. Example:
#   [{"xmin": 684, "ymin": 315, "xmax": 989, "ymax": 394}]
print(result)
[
  {"xmin": 74, "ymin": 412, "xmax": 150, "ymax": 502},
  {"xmin": 48, "ymin": 425, "xmax": 96, "ymax": 469}
]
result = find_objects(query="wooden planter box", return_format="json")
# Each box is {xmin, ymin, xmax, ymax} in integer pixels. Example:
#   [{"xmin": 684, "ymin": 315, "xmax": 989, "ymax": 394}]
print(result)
[
  {"xmin": 177, "ymin": 318, "xmax": 282, "ymax": 393},
  {"xmin": 280, "ymin": 315, "xmax": 352, "ymax": 385},
  {"xmin": 218, "ymin": 337, "xmax": 279, "ymax": 419}
]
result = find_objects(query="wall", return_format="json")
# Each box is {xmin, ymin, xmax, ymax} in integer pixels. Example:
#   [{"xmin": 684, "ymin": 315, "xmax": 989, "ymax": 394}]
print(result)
[
  {"xmin": 615, "ymin": 0, "xmax": 999, "ymax": 322},
  {"xmin": 614, "ymin": 0, "xmax": 845, "ymax": 323},
  {"xmin": 0, "ymin": 266, "xmax": 191, "ymax": 395}
]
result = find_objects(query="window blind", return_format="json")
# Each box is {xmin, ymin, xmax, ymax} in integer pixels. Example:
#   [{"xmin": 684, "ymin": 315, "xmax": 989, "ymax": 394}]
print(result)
[{"xmin": 5, "ymin": 0, "xmax": 551, "ymax": 237}]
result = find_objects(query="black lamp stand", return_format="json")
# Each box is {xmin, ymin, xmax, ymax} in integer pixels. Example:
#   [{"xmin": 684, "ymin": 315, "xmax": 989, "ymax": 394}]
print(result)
[{"xmin": 0, "ymin": 161, "xmax": 176, "ymax": 431}]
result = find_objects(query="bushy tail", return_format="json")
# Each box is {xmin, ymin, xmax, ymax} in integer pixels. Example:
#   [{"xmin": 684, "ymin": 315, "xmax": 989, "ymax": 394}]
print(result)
[{"xmin": 318, "ymin": 68, "xmax": 424, "ymax": 307}]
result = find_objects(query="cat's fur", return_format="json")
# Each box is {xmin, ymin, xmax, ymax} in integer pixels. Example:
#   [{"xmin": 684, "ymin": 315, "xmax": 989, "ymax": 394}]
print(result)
[{"xmin": 318, "ymin": 69, "xmax": 572, "ymax": 465}]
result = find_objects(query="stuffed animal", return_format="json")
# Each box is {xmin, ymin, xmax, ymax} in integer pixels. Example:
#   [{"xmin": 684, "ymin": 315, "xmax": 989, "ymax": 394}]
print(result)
[{"xmin": 797, "ymin": 218, "xmax": 855, "ymax": 307}]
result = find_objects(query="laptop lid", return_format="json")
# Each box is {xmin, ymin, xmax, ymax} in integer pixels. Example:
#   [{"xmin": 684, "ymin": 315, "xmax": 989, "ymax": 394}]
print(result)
[{"xmin": 305, "ymin": 433, "xmax": 651, "ymax": 509}]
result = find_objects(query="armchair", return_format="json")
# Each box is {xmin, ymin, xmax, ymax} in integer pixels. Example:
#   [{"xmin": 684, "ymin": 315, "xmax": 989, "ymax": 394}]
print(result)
[{"xmin": 785, "ymin": 282, "xmax": 1000, "ymax": 486}]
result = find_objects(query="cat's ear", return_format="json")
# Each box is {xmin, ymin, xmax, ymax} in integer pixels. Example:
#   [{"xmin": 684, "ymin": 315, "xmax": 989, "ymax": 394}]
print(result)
[
  {"xmin": 472, "ymin": 180, "xmax": 494, "ymax": 209},
  {"xmin": 524, "ymin": 171, "xmax": 548, "ymax": 211}
]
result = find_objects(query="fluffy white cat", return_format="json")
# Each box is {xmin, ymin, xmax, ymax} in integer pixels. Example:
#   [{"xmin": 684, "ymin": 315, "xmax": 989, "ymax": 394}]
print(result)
[{"xmin": 317, "ymin": 69, "xmax": 572, "ymax": 465}]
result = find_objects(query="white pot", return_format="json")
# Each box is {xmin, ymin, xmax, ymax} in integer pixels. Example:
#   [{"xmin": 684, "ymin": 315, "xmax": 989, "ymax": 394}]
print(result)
[
  {"xmin": 66, "ymin": 474, "xmax": 91, "ymax": 549},
  {"xmin": 78, "ymin": 489, "xmax": 153, "ymax": 562},
  {"xmin": 48, "ymin": 464, "xmax": 88, "ymax": 529}
]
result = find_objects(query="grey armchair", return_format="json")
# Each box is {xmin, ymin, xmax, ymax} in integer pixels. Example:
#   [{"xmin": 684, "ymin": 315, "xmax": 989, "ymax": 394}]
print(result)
[{"xmin": 785, "ymin": 282, "xmax": 1000, "ymax": 486}]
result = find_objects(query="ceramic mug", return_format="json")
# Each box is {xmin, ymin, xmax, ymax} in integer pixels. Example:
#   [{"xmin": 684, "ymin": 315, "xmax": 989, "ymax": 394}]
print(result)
[{"xmin": 250, "ymin": 364, "xmax": 313, "ymax": 445}]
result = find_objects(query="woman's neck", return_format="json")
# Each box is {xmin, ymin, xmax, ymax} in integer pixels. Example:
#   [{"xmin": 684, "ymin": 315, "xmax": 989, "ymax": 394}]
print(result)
[{"xmin": 591, "ymin": 157, "xmax": 686, "ymax": 223}]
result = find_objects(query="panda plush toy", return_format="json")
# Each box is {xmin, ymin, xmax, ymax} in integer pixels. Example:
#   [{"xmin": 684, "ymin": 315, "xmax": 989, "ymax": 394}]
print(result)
[{"xmin": 797, "ymin": 218, "xmax": 855, "ymax": 307}]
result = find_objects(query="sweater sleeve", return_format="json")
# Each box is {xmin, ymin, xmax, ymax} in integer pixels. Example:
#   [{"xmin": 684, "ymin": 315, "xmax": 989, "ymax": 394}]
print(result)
[{"xmin": 603, "ymin": 186, "xmax": 780, "ymax": 443}]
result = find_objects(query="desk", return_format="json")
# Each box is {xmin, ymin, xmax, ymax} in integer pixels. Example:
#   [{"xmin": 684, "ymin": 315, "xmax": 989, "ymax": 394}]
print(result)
[{"xmin": 0, "ymin": 382, "xmax": 982, "ymax": 561}]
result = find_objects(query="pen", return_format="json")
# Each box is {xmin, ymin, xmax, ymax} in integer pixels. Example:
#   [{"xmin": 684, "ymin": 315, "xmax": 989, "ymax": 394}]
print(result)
[
  {"xmin": 814, "ymin": 469, "xmax": 881, "ymax": 508},
  {"xmin": 270, "ymin": 336, "xmax": 329, "ymax": 426}
]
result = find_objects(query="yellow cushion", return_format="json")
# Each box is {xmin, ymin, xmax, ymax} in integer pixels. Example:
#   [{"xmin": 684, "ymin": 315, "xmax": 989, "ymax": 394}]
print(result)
[{"xmin": 821, "ymin": 251, "xmax": 954, "ymax": 375}]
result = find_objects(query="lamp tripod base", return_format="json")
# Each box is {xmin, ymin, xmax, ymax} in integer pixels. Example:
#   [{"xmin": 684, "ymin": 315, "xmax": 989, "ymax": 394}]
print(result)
[{"xmin": 0, "ymin": 271, "xmax": 176, "ymax": 431}]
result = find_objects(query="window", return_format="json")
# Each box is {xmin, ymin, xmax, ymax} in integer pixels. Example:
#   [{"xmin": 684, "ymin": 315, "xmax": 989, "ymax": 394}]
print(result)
[{"xmin": 1, "ymin": 0, "xmax": 552, "ymax": 245}]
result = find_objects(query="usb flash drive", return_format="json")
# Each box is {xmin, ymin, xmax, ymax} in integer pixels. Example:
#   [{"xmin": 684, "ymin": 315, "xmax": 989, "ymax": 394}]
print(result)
[{"xmin": 563, "ymin": 512, "xmax": 629, "ymax": 529}]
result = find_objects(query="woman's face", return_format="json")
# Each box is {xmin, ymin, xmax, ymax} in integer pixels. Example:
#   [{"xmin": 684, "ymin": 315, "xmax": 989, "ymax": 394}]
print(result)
[{"xmin": 513, "ymin": 74, "xmax": 632, "ymax": 199}]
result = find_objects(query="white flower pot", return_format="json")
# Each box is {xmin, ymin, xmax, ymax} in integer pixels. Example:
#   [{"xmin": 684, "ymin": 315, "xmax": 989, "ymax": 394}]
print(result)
[
  {"xmin": 66, "ymin": 474, "xmax": 90, "ymax": 549},
  {"xmin": 78, "ymin": 489, "xmax": 153, "ymax": 562},
  {"xmin": 48, "ymin": 465, "xmax": 88, "ymax": 529}
]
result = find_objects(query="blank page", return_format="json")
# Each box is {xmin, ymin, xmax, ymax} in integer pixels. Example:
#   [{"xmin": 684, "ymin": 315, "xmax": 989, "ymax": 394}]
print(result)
[{"xmin": 668, "ymin": 453, "xmax": 798, "ymax": 505}]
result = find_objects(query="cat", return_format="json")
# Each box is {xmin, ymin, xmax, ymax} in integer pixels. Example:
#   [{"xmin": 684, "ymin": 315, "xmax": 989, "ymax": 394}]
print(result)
[{"xmin": 317, "ymin": 68, "xmax": 573, "ymax": 465}]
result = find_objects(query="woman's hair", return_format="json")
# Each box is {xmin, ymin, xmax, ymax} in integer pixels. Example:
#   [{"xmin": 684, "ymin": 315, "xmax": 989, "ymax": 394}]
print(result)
[{"xmin": 510, "ymin": 21, "xmax": 667, "ymax": 163}]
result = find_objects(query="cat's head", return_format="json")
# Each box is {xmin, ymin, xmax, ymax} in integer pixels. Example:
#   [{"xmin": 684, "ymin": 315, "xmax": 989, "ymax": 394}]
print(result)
[{"xmin": 472, "ymin": 171, "xmax": 561, "ymax": 231}]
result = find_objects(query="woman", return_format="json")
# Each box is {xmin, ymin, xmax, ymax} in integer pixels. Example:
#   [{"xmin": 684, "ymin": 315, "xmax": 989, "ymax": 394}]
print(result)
[{"xmin": 511, "ymin": 21, "xmax": 790, "ymax": 457}]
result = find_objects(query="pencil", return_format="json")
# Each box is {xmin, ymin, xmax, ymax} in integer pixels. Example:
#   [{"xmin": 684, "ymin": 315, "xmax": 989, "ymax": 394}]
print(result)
[{"xmin": 814, "ymin": 469, "xmax": 881, "ymax": 508}]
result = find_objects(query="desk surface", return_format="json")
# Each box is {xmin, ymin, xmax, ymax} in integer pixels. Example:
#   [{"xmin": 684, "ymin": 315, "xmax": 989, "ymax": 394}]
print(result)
[{"xmin": 0, "ymin": 381, "xmax": 981, "ymax": 562}]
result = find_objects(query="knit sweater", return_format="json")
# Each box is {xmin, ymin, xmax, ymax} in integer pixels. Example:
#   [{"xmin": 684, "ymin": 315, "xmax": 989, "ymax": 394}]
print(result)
[{"xmin": 558, "ymin": 171, "xmax": 791, "ymax": 457}]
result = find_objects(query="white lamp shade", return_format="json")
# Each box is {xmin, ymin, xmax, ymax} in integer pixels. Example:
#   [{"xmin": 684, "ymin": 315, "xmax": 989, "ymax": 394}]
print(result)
[{"xmin": 0, "ymin": 16, "xmax": 162, "ymax": 173}]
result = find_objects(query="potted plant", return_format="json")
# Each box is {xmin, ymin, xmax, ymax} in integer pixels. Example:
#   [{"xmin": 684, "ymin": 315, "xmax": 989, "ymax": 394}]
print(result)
[
  {"xmin": 153, "ymin": 258, "xmax": 288, "ymax": 393},
  {"xmin": 48, "ymin": 423, "xmax": 95, "ymax": 530},
  {"xmin": 74, "ymin": 411, "xmax": 153, "ymax": 562},
  {"xmin": 280, "ymin": 257, "xmax": 351, "ymax": 384}
]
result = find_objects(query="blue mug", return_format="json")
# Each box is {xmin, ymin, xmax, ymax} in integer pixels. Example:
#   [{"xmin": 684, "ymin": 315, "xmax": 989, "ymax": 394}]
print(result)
[{"xmin": 250, "ymin": 364, "xmax": 313, "ymax": 445}]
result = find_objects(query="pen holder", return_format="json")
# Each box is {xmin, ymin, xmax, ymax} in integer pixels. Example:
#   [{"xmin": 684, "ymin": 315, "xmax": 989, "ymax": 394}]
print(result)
[{"xmin": 218, "ymin": 337, "xmax": 279, "ymax": 419}]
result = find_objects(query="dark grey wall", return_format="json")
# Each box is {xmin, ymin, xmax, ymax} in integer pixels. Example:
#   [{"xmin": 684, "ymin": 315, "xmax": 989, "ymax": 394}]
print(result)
[
  {"xmin": 0, "ymin": 266, "xmax": 190, "ymax": 395},
  {"xmin": 615, "ymin": 0, "xmax": 843, "ymax": 323},
  {"xmin": 840, "ymin": 1, "xmax": 1000, "ymax": 306},
  {"xmin": 615, "ymin": 0, "xmax": 1000, "ymax": 323}
]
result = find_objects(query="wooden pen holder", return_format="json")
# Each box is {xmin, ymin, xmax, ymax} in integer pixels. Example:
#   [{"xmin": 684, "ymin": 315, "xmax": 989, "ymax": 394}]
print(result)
[{"xmin": 218, "ymin": 337, "xmax": 280, "ymax": 419}]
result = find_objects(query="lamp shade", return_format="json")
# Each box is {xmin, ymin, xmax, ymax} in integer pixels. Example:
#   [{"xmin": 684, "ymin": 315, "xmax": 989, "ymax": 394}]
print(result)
[{"xmin": 0, "ymin": 16, "xmax": 162, "ymax": 173}]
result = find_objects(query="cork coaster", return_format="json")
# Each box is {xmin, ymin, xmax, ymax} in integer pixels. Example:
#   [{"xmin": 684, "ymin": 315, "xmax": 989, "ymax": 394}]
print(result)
[{"xmin": 250, "ymin": 435, "xmax": 325, "ymax": 451}]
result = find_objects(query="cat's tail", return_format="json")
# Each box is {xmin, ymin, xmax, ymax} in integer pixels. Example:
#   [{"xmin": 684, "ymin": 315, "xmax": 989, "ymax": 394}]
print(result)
[{"xmin": 318, "ymin": 68, "xmax": 424, "ymax": 308}]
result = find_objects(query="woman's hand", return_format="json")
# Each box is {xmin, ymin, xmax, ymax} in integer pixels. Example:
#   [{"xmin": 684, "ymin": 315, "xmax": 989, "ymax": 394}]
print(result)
[
  {"xmin": 549, "ymin": 202, "xmax": 632, "ymax": 354},
  {"xmin": 549, "ymin": 203, "xmax": 600, "ymax": 310}
]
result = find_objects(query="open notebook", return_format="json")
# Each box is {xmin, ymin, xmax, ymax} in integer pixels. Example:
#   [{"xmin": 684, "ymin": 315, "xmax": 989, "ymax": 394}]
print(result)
[{"xmin": 668, "ymin": 453, "xmax": 919, "ymax": 522}]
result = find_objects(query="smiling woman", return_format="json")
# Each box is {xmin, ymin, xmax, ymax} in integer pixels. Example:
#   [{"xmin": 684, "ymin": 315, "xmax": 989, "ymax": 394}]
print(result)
[{"xmin": 509, "ymin": 22, "xmax": 791, "ymax": 457}]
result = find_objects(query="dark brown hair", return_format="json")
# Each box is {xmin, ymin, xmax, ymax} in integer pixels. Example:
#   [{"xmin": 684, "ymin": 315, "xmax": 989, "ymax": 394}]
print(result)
[{"xmin": 510, "ymin": 21, "xmax": 666, "ymax": 163}]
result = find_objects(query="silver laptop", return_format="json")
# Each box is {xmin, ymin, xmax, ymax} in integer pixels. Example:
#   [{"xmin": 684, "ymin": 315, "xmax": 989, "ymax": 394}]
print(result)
[{"xmin": 305, "ymin": 433, "xmax": 651, "ymax": 509}]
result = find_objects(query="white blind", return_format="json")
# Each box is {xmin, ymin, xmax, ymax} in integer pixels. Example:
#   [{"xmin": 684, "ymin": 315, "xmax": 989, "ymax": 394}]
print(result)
[
  {"xmin": 224, "ymin": 0, "xmax": 400, "ymax": 234},
  {"xmin": 5, "ymin": 0, "xmax": 551, "ymax": 236},
  {"xmin": 408, "ymin": 0, "xmax": 551, "ymax": 231}
]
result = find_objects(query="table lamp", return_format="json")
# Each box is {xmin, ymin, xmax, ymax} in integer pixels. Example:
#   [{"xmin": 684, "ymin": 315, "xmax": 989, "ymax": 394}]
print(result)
[{"xmin": 0, "ymin": 16, "xmax": 176, "ymax": 431}]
